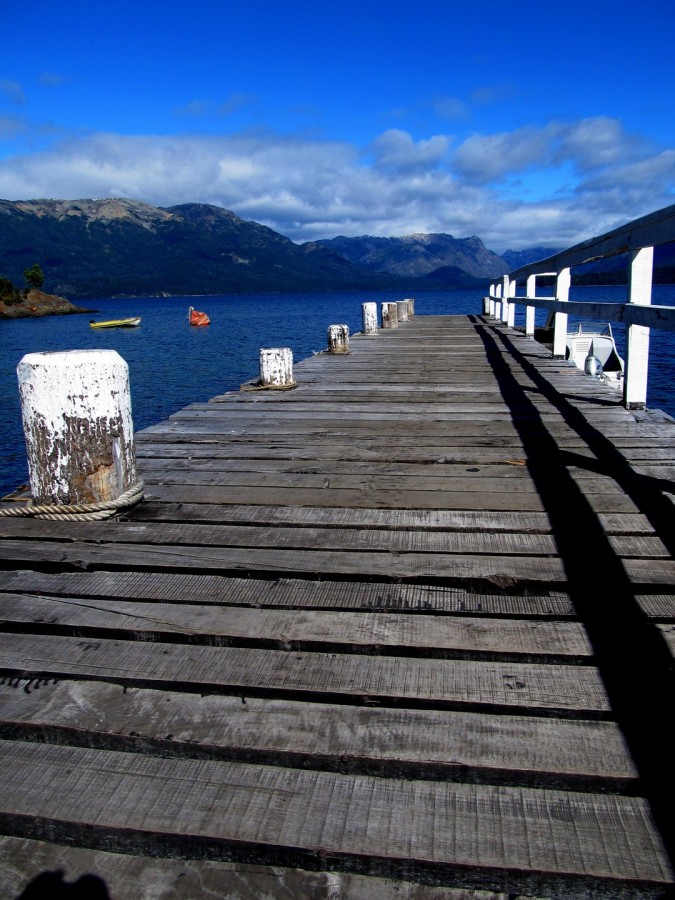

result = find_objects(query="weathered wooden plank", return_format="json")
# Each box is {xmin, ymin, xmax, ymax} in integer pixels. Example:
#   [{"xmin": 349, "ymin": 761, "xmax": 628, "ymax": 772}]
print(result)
[
  {"xmin": 0, "ymin": 520, "xmax": 666, "ymax": 559},
  {"xmin": 137, "ymin": 458, "xmax": 660, "ymax": 490},
  {"xmin": 137, "ymin": 418, "xmax": 671, "ymax": 439},
  {"xmin": 126, "ymin": 503, "xmax": 655, "ymax": 536},
  {"xmin": 0, "ymin": 633, "xmax": 610, "ymax": 714},
  {"xmin": 166, "ymin": 403, "xmax": 630, "ymax": 421},
  {"xmin": 0, "ymin": 741, "xmax": 670, "ymax": 895},
  {"xmin": 0, "ymin": 539, "xmax": 581, "ymax": 585},
  {"xmin": 0, "ymin": 594, "xmax": 593, "ymax": 660},
  {"xmin": 134, "ymin": 482, "xmax": 643, "ymax": 514},
  {"xmin": 0, "ymin": 571, "xmax": 576, "ymax": 617},
  {"xmin": 0, "ymin": 681, "xmax": 637, "ymax": 789},
  {"xmin": 134, "ymin": 430, "xmax": 675, "ymax": 450},
  {"xmin": 0, "ymin": 835, "xmax": 505, "ymax": 900}
]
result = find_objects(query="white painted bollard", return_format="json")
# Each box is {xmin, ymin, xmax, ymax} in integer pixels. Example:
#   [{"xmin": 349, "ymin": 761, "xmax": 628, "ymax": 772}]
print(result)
[
  {"xmin": 361, "ymin": 302, "xmax": 378, "ymax": 335},
  {"xmin": 396, "ymin": 300, "xmax": 409, "ymax": 323},
  {"xmin": 382, "ymin": 302, "xmax": 398, "ymax": 329},
  {"xmin": 327, "ymin": 324, "xmax": 350, "ymax": 353},
  {"xmin": 405, "ymin": 298, "xmax": 415, "ymax": 317},
  {"xmin": 259, "ymin": 347, "xmax": 295, "ymax": 387},
  {"xmin": 17, "ymin": 349, "xmax": 137, "ymax": 505}
]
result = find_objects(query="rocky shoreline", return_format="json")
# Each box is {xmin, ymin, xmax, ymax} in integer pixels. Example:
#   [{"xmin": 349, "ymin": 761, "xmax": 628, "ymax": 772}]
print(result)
[{"xmin": 0, "ymin": 289, "xmax": 94, "ymax": 320}]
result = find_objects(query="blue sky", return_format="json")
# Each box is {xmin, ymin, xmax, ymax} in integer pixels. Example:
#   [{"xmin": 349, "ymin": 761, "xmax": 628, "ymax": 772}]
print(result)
[{"xmin": 1, "ymin": 0, "xmax": 674, "ymax": 251}]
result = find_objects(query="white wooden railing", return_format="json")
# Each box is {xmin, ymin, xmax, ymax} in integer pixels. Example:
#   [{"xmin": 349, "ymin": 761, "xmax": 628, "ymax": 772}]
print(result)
[{"xmin": 483, "ymin": 204, "xmax": 675, "ymax": 409}]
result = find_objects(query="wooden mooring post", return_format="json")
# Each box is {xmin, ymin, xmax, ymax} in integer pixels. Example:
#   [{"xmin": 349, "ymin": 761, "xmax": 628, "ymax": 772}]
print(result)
[
  {"xmin": 259, "ymin": 347, "xmax": 295, "ymax": 388},
  {"xmin": 327, "ymin": 324, "xmax": 350, "ymax": 353},
  {"xmin": 361, "ymin": 302, "xmax": 378, "ymax": 335},
  {"xmin": 381, "ymin": 302, "xmax": 398, "ymax": 329},
  {"xmin": 16, "ymin": 349, "xmax": 137, "ymax": 505},
  {"xmin": 396, "ymin": 300, "xmax": 409, "ymax": 323}
]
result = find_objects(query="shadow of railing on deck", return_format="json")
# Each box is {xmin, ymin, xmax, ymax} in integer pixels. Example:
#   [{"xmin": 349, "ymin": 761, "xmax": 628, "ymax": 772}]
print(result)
[{"xmin": 471, "ymin": 314, "xmax": 675, "ymax": 868}]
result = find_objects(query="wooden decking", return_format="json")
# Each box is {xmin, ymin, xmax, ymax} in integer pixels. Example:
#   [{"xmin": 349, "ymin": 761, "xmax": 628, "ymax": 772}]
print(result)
[{"xmin": 1, "ymin": 313, "xmax": 675, "ymax": 898}]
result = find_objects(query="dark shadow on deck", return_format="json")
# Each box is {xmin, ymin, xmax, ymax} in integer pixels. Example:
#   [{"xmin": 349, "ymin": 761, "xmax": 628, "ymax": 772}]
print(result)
[{"xmin": 472, "ymin": 315, "xmax": 675, "ymax": 869}]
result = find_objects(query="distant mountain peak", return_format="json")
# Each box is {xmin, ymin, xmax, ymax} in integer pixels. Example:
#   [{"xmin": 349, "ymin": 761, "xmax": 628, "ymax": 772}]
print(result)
[
  {"xmin": 9, "ymin": 197, "xmax": 176, "ymax": 231},
  {"xmin": 315, "ymin": 232, "xmax": 508, "ymax": 279}
]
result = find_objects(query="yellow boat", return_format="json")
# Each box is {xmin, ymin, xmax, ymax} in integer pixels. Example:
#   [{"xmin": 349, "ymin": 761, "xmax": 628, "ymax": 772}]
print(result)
[{"xmin": 89, "ymin": 317, "xmax": 141, "ymax": 329}]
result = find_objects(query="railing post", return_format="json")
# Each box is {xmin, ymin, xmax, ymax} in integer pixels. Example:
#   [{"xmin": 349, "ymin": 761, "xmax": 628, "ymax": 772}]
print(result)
[
  {"xmin": 623, "ymin": 246, "xmax": 654, "ymax": 409},
  {"xmin": 507, "ymin": 278, "xmax": 516, "ymax": 327},
  {"xmin": 552, "ymin": 267, "xmax": 570, "ymax": 358},
  {"xmin": 525, "ymin": 274, "xmax": 536, "ymax": 336},
  {"xmin": 495, "ymin": 281, "xmax": 503, "ymax": 320},
  {"xmin": 501, "ymin": 275, "xmax": 509, "ymax": 324}
]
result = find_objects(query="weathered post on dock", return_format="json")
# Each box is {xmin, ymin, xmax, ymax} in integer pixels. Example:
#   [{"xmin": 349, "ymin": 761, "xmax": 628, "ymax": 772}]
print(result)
[
  {"xmin": 17, "ymin": 349, "xmax": 137, "ymax": 505},
  {"xmin": 381, "ymin": 302, "xmax": 398, "ymax": 329},
  {"xmin": 396, "ymin": 300, "xmax": 409, "ymax": 323},
  {"xmin": 259, "ymin": 348, "xmax": 295, "ymax": 388},
  {"xmin": 405, "ymin": 298, "xmax": 415, "ymax": 317},
  {"xmin": 361, "ymin": 302, "xmax": 378, "ymax": 335},
  {"xmin": 327, "ymin": 324, "xmax": 350, "ymax": 353}
]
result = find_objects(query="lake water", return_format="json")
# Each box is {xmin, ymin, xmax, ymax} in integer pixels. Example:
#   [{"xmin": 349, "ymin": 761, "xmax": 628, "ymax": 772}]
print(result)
[{"xmin": 1, "ymin": 285, "xmax": 674, "ymax": 498}]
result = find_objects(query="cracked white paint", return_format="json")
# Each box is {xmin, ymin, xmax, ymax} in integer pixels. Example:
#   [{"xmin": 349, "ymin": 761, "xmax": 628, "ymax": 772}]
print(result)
[
  {"xmin": 16, "ymin": 349, "xmax": 136, "ymax": 504},
  {"xmin": 361, "ymin": 303, "xmax": 378, "ymax": 335},
  {"xmin": 327, "ymin": 324, "xmax": 349, "ymax": 353},
  {"xmin": 259, "ymin": 347, "xmax": 294, "ymax": 386}
]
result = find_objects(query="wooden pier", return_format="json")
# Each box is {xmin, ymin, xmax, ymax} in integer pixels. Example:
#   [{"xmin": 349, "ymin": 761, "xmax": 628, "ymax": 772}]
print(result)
[{"xmin": 1, "ymin": 313, "xmax": 675, "ymax": 898}]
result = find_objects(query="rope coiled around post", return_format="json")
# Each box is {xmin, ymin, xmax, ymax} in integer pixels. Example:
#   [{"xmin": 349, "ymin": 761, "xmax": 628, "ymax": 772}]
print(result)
[{"xmin": 0, "ymin": 481, "xmax": 145, "ymax": 521}]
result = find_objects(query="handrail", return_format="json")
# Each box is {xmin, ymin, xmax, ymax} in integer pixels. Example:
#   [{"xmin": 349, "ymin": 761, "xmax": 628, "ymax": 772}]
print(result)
[
  {"xmin": 508, "ymin": 203, "xmax": 675, "ymax": 279},
  {"xmin": 484, "ymin": 203, "xmax": 675, "ymax": 410},
  {"xmin": 514, "ymin": 298, "xmax": 675, "ymax": 332}
]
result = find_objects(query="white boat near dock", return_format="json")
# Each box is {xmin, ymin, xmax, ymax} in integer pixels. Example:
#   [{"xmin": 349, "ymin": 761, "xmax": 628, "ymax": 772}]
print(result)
[{"xmin": 565, "ymin": 321, "xmax": 624, "ymax": 388}]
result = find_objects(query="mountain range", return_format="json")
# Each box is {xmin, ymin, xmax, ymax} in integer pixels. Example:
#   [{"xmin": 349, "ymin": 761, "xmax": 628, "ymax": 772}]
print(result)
[
  {"xmin": 310, "ymin": 233, "xmax": 509, "ymax": 279},
  {"xmin": 0, "ymin": 198, "xmax": 671, "ymax": 300},
  {"xmin": 0, "ymin": 198, "xmax": 507, "ymax": 299}
]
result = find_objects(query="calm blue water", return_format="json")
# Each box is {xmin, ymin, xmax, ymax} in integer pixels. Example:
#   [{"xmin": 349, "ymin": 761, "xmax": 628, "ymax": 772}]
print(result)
[{"xmin": 1, "ymin": 285, "xmax": 674, "ymax": 497}]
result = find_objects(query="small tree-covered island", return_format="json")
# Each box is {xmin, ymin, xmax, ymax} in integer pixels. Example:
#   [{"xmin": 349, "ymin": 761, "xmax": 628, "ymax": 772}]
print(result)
[{"xmin": 0, "ymin": 265, "xmax": 92, "ymax": 319}]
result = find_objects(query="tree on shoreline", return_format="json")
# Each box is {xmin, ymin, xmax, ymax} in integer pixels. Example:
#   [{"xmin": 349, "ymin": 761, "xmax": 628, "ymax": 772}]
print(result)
[
  {"xmin": 24, "ymin": 263, "xmax": 45, "ymax": 291},
  {"xmin": 0, "ymin": 275, "xmax": 22, "ymax": 305}
]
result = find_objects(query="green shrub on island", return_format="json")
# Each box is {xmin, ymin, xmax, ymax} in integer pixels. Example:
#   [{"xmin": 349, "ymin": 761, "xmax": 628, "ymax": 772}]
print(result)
[{"xmin": 0, "ymin": 276, "xmax": 22, "ymax": 306}]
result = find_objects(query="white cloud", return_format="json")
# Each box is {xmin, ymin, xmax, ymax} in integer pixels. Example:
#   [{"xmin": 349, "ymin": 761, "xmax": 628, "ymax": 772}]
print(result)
[
  {"xmin": 0, "ymin": 119, "xmax": 672, "ymax": 253},
  {"xmin": 453, "ymin": 125, "xmax": 554, "ymax": 183},
  {"xmin": 452, "ymin": 117, "xmax": 650, "ymax": 186},
  {"xmin": 370, "ymin": 129, "xmax": 451, "ymax": 170}
]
